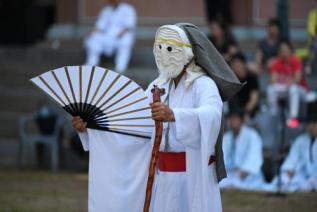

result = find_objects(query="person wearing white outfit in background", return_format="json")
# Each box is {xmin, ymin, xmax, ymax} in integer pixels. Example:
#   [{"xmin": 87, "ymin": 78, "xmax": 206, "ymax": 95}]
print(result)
[
  {"xmin": 266, "ymin": 103, "xmax": 317, "ymax": 193},
  {"xmin": 220, "ymin": 108, "xmax": 265, "ymax": 190},
  {"xmin": 85, "ymin": 0, "xmax": 136, "ymax": 73}
]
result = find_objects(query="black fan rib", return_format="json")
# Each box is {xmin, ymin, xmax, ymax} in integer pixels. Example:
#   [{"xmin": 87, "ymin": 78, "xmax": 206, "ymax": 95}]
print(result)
[{"xmin": 62, "ymin": 103, "xmax": 151, "ymax": 139}]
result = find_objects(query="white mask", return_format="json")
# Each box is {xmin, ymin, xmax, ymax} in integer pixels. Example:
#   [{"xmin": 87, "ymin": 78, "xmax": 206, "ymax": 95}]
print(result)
[{"xmin": 153, "ymin": 25, "xmax": 193, "ymax": 80}]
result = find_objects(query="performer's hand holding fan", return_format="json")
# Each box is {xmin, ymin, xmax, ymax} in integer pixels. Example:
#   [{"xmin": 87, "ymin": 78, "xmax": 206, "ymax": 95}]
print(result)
[{"xmin": 30, "ymin": 65, "xmax": 154, "ymax": 138}]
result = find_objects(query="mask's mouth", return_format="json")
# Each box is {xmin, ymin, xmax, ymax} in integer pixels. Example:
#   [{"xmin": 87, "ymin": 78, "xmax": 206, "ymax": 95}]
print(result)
[{"xmin": 157, "ymin": 59, "xmax": 172, "ymax": 67}]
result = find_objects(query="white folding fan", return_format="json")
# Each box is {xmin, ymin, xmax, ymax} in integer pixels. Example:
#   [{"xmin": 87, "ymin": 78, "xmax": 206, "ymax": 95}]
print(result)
[{"xmin": 30, "ymin": 65, "xmax": 154, "ymax": 138}]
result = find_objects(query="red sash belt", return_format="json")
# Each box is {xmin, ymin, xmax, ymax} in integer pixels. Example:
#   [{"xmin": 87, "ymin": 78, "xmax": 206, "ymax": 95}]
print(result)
[
  {"xmin": 208, "ymin": 155, "xmax": 216, "ymax": 165},
  {"xmin": 158, "ymin": 152, "xmax": 215, "ymax": 172},
  {"xmin": 158, "ymin": 152, "xmax": 186, "ymax": 172}
]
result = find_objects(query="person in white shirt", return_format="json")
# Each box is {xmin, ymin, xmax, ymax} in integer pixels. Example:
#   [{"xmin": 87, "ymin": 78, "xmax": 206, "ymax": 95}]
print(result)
[
  {"xmin": 85, "ymin": 0, "xmax": 136, "ymax": 73},
  {"xmin": 267, "ymin": 105, "xmax": 317, "ymax": 192},
  {"xmin": 220, "ymin": 109, "xmax": 265, "ymax": 190}
]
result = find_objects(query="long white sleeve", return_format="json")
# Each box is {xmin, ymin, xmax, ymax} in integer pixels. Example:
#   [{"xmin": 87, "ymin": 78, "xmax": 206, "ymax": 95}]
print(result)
[
  {"xmin": 282, "ymin": 135, "xmax": 305, "ymax": 172},
  {"xmin": 171, "ymin": 77, "xmax": 223, "ymax": 149},
  {"xmin": 123, "ymin": 5, "xmax": 136, "ymax": 29},
  {"xmin": 78, "ymin": 131, "xmax": 90, "ymax": 151},
  {"xmin": 95, "ymin": 7, "xmax": 111, "ymax": 31}
]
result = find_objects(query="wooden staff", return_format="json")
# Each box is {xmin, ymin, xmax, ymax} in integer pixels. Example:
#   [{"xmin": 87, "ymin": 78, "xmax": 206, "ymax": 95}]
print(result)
[{"xmin": 143, "ymin": 85, "xmax": 165, "ymax": 212}]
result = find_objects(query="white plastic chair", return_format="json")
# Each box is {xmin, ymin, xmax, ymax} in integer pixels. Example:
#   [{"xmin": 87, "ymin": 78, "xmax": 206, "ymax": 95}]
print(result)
[{"xmin": 18, "ymin": 113, "xmax": 64, "ymax": 172}]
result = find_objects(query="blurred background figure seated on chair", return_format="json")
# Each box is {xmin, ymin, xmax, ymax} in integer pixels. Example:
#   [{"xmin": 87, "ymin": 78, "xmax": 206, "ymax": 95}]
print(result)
[
  {"xmin": 265, "ymin": 101, "xmax": 317, "ymax": 192},
  {"xmin": 84, "ymin": 0, "xmax": 137, "ymax": 73},
  {"xmin": 207, "ymin": 19, "xmax": 238, "ymax": 62},
  {"xmin": 267, "ymin": 40, "xmax": 308, "ymax": 128},
  {"xmin": 220, "ymin": 108, "xmax": 265, "ymax": 191},
  {"xmin": 248, "ymin": 19, "xmax": 282, "ymax": 75},
  {"xmin": 228, "ymin": 53, "xmax": 260, "ymax": 121},
  {"xmin": 18, "ymin": 104, "xmax": 64, "ymax": 172}
]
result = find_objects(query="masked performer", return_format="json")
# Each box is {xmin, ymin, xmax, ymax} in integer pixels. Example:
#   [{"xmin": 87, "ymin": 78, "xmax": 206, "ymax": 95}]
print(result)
[{"xmin": 73, "ymin": 23, "xmax": 243, "ymax": 212}]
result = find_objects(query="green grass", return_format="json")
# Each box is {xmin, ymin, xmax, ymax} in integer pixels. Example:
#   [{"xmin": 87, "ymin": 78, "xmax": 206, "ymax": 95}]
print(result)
[
  {"xmin": 0, "ymin": 169, "xmax": 316, "ymax": 212},
  {"xmin": 221, "ymin": 189, "xmax": 317, "ymax": 212},
  {"xmin": 0, "ymin": 170, "xmax": 87, "ymax": 212}
]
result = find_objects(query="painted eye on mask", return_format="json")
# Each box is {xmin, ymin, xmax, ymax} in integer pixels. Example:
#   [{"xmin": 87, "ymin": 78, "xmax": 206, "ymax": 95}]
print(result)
[
  {"xmin": 167, "ymin": 46, "xmax": 172, "ymax": 52},
  {"xmin": 158, "ymin": 44, "xmax": 162, "ymax": 49}
]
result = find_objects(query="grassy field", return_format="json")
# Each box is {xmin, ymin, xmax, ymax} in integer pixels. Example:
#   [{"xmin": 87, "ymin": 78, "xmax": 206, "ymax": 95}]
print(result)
[{"xmin": 0, "ymin": 169, "xmax": 316, "ymax": 212}]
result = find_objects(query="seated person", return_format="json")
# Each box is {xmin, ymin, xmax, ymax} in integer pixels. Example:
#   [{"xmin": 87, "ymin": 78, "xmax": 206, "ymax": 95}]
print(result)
[
  {"xmin": 220, "ymin": 108, "xmax": 265, "ymax": 190},
  {"xmin": 267, "ymin": 103, "xmax": 317, "ymax": 192},
  {"xmin": 267, "ymin": 40, "xmax": 308, "ymax": 127},
  {"xmin": 229, "ymin": 53, "xmax": 260, "ymax": 119},
  {"xmin": 85, "ymin": 0, "xmax": 136, "ymax": 73},
  {"xmin": 249, "ymin": 19, "xmax": 281, "ymax": 74},
  {"xmin": 207, "ymin": 20, "xmax": 238, "ymax": 62}
]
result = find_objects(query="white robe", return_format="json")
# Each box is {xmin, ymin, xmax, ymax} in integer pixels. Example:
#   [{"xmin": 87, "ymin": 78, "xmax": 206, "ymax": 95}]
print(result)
[
  {"xmin": 148, "ymin": 75, "xmax": 223, "ymax": 212},
  {"xmin": 269, "ymin": 134, "xmax": 317, "ymax": 192},
  {"xmin": 220, "ymin": 126, "xmax": 265, "ymax": 190},
  {"xmin": 78, "ymin": 130, "xmax": 153, "ymax": 212},
  {"xmin": 85, "ymin": 3, "xmax": 136, "ymax": 71},
  {"xmin": 78, "ymin": 74, "xmax": 223, "ymax": 212}
]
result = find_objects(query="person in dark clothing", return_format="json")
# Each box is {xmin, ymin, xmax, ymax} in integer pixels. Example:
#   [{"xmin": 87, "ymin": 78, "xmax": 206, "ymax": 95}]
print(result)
[
  {"xmin": 207, "ymin": 20, "xmax": 238, "ymax": 62},
  {"xmin": 205, "ymin": 0, "xmax": 233, "ymax": 26},
  {"xmin": 229, "ymin": 53, "xmax": 260, "ymax": 118},
  {"xmin": 249, "ymin": 19, "xmax": 282, "ymax": 75},
  {"xmin": 259, "ymin": 19, "xmax": 281, "ymax": 63}
]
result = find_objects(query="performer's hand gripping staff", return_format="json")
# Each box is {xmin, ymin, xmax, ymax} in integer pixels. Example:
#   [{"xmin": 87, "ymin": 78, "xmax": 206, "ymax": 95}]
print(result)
[
  {"xmin": 72, "ymin": 116, "xmax": 87, "ymax": 132},
  {"xmin": 143, "ymin": 85, "xmax": 165, "ymax": 212}
]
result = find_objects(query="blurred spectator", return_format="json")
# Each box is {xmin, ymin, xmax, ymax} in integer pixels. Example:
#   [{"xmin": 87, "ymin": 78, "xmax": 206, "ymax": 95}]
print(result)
[
  {"xmin": 304, "ymin": 0, "xmax": 317, "ymax": 74},
  {"xmin": 267, "ymin": 40, "xmax": 308, "ymax": 127},
  {"xmin": 229, "ymin": 53, "xmax": 260, "ymax": 119},
  {"xmin": 204, "ymin": 0, "xmax": 233, "ymax": 26},
  {"xmin": 36, "ymin": 105, "xmax": 59, "ymax": 135},
  {"xmin": 35, "ymin": 105, "xmax": 59, "ymax": 169},
  {"xmin": 249, "ymin": 19, "xmax": 281, "ymax": 75},
  {"xmin": 85, "ymin": 0, "xmax": 136, "ymax": 73},
  {"xmin": 306, "ymin": 1, "xmax": 317, "ymax": 43},
  {"xmin": 267, "ymin": 102, "xmax": 317, "ymax": 192},
  {"xmin": 220, "ymin": 109, "xmax": 265, "ymax": 190},
  {"xmin": 207, "ymin": 20, "xmax": 238, "ymax": 62},
  {"xmin": 28, "ymin": 104, "xmax": 63, "ymax": 170}
]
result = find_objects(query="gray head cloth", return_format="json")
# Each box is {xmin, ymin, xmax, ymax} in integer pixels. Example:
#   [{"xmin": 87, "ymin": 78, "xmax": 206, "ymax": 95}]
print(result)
[
  {"xmin": 176, "ymin": 23, "xmax": 244, "ymax": 101},
  {"xmin": 176, "ymin": 23, "xmax": 244, "ymax": 182}
]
